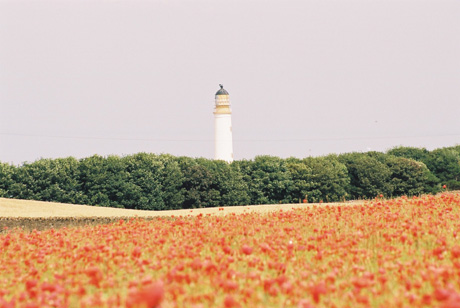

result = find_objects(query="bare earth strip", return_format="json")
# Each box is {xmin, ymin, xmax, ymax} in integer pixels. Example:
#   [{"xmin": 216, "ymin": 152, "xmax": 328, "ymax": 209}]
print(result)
[{"xmin": 0, "ymin": 198, "xmax": 363, "ymax": 218}]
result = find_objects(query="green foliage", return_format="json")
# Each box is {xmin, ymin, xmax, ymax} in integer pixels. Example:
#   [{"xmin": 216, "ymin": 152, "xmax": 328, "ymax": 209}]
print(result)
[
  {"xmin": 8, "ymin": 158, "xmax": 82, "ymax": 203},
  {"xmin": 175, "ymin": 157, "xmax": 250, "ymax": 208},
  {"xmin": 120, "ymin": 153, "xmax": 167, "ymax": 210},
  {"xmin": 78, "ymin": 155, "xmax": 125, "ymax": 207},
  {"xmin": 387, "ymin": 146, "xmax": 430, "ymax": 162},
  {"xmin": 445, "ymin": 179, "xmax": 460, "ymax": 190},
  {"xmin": 0, "ymin": 163, "xmax": 16, "ymax": 197},
  {"xmin": 424, "ymin": 148, "xmax": 460, "ymax": 187},
  {"xmin": 196, "ymin": 159, "xmax": 250, "ymax": 206},
  {"xmin": 156, "ymin": 154, "xmax": 186, "ymax": 210},
  {"xmin": 77, "ymin": 153, "xmax": 185, "ymax": 210},
  {"xmin": 285, "ymin": 157, "xmax": 313, "ymax": 202},
  {"xmin": 177, "ymin": 157, "xmax": 221, "ymax": 208},
  {"xmin": 385, "ymin": 146, "xmax": 457, "ymax": 191},
  {"xmin": 1, "ymin": 145, "xmax": 458, "ymax": 210},
  {"xmin": 446, "ymin": 145, "xmax": 460, "ymax": 154},
  {"xmin": 338, "ymin": 153, "xmax": 392, "ymax": 199},
  {"xmin": 235, "ymin": 156, "xmax": 294, "ymax": 204},
  {"xmin": 384, "ymin": 156, "xmax": 432, "ymax": 197},
  {"xmin": 302, "ymin": 155, "xmax": 349, "ymax": 202}
]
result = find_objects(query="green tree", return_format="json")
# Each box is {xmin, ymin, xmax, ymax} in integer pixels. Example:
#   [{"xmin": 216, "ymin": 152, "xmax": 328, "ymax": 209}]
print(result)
[
  {"xmin": 446, "ymin": 145, "xmax": 460, "ymax": 154},
  {"xmin": 78, "ymin": 155, "xmax": 128, "ymax": 208},
  {"xmin": 195, "ymin": 158, "xmax": 250, "ymax": 206},
  {"xmin": 121, "ymin": 153, "xmax": 166, "ymax": 210},
  {"xmin": 8, "ymin": 158, "xmax": 82, "ymax": 203},
  {"xmin": 235, "ymin": 156, "xmax": 294, "ymax": 204},
  {"xmin": 385, "ymin": 156, "xmax": 432, "ymax": 196},
  {"xmin": 0, "ymin": 163, "xmax": 17, "ymax": 198},
  {"xmin": 157, "ymin": 154, "xmax": 186, "ymax": 210},
  {"xmin": 387, "ymin": 146, "xmax": 430, "ymax": 162},
  {"xmin": 233, "ymin": 159, "xmax": 267, "ymax": 205},
  {"xmin": 424, "ymin": 148, "xmax": 460, "ymax": 189},
  {"xmin": 302, "ymin": 155, "xmax": 349, "ymax": 202},
  {"xmin": 338, "ymin": 153, "xmax": 392, "ymax": 199},
  {"xmin": 285, "ymin": 157, "xmax": 313, "ymax": 202},
  {"xmin": 177, "ymin": 157, "xmax": 221, "ymax": 208}
]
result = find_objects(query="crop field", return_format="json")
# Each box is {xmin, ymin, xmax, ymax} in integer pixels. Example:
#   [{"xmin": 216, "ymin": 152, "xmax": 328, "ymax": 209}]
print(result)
[
  {"xmin": 0, "ymin": 198, "xmax": 350, "ymax": 218},
  {"xmin": 1, "ymin": 193, "xmax": 460, "ymax": 307},
  {"xmin": 0, "ymin": 198, "xmax": 356, "ymax": 232}
]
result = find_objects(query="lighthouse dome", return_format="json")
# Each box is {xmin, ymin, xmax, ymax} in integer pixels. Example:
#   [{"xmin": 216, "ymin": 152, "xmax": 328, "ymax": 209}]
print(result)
[{"xmin": 215, "ymin": 84, "xmax": 229, "ymax": 95}]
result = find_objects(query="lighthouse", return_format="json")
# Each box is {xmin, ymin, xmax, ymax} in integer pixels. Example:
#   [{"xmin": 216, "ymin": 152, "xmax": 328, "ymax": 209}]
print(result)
[{"xmin": 214, "ymin": 84, "xmax": 233, "ymax": 163}]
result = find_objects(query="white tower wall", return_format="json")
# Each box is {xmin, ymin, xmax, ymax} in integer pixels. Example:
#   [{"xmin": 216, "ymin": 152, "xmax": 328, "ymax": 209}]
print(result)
[
  {"xmin": 214, "ymin": 114, "xmax": 233, "ymax": 162},
  {"xmin": 214, "ymin": 85, "xmax": 233, "ymax": 163}
]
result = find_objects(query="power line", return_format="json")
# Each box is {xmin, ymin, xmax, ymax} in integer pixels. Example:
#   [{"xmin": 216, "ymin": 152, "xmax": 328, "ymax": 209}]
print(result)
[
  {"xmin": 1, "ymin": 132, "xmax": 459, "ymax": 143},
  {"xmin": 0, "ymin": 133, "xmax": 210, "ymax": 142}
]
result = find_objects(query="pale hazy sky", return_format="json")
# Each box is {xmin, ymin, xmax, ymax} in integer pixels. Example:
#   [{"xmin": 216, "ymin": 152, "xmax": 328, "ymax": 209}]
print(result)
[{"xmin": 1, "ymin": 0, "xmax": 459, "ymax": 165}]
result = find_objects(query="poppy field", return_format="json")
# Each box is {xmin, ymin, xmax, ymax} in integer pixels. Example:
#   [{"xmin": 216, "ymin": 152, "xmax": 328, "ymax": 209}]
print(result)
[{"xmin": 1, "ymin": 193, "xmax": 460, "ymax": 308}]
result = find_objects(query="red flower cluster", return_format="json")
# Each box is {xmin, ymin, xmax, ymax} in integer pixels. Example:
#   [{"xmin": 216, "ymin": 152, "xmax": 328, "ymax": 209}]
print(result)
[{"xmin": 1, "ymin": 193, "xmax": 460, "ymax": 307}]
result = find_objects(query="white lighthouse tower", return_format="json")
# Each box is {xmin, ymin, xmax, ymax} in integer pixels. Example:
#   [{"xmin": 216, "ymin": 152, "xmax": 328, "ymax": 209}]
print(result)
[{"xmin": 214, "ymin": 84, "xmax": 233, "ymax": 163}]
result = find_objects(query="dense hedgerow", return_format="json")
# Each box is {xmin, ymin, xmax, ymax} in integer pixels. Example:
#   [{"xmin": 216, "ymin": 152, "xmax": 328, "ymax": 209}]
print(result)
[{"xmin": 0, "ymin": 145, "xmax": 459, "ymax": 210}]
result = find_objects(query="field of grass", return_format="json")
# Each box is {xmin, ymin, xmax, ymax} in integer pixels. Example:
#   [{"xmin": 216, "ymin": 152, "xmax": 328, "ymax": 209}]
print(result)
[
  {"xmin": 0, "ymin": 194, "xmax": 451, "ymax": 231},
  {"xmin": 0, "ymin": 197, "xmax": 359, "ymax": 231},
  {"xmin": 1, "ymin": 198, "xmax": 361, "ymax": 218},
  {"xmin": 1, "ymin": 194, "xmax": 460, "ymax": 307}
]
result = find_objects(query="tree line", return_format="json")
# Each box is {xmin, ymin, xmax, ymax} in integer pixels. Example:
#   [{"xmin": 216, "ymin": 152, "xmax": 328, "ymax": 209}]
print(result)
[{"xmin": 0, "ymin": 145, "xmax": 459, "ymax": 210}]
